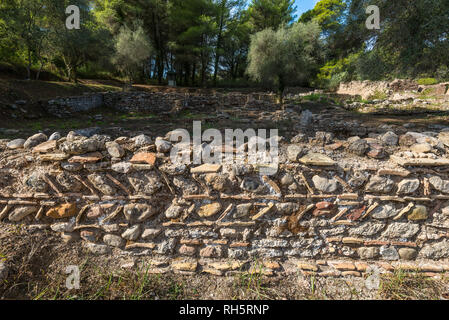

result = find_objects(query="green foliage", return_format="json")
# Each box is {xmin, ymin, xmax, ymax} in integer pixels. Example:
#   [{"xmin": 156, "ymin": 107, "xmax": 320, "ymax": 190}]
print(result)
[
  {"xmin": 247, "ymin": 21, "xmax": 323, "ymax": 99},
  {"xmin": 299, "ymin": 0, "xmax": 346, "ymax": 35},
  {"xmin": 316, "ymin": 52, "xmax": 360, "ymax": 89},
  {"xmin": 417, "ymin": 78, "xmax": 438, "ymax": 86},
  {"xmin": 0, "ymin": 0, "xmax": 447, "ymax": 87},
  {"xmin": 113, "ymin": 23, "xmax": 153, "ymax": 82},
  {"xmin": 248, "ymin": 0, "xmax": 296, "ymax": 32}
]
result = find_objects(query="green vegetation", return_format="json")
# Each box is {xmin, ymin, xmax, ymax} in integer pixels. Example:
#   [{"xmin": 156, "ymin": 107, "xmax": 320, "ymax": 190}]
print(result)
[
  {"xmin": 367, "ymin": 90, "xmax": 388, "ymax": 101},
  {"xmin": 378, "ymin": 269, "xmax": 443, "ymax": 300},
  {"xmin": 246, "ymin": 21, "xmax": 322, "ymax": 102},
  {"xmin": 417, "ymin": 78, "xmax": 439, "ymax": 86},
  {"xmin": 0, "ymin": 0, "xmax": 447, "ymax": 90}
]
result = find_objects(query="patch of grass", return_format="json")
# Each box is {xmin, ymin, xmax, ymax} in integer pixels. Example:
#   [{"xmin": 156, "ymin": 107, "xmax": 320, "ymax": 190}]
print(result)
[
  {"xmin": 417, "ymin": 78, "xmax": 438, "ymax": 85},
  {"xmin": 302, "ymin": 93, "xmax": 328, "ymax": 102},
  {"xmin": 231, "ymin": 259, "xmax": 273, "ymax": 300},
  {"xmin": 118, "ymin": 112, "xmax": 157, "ymax": 121},
  {"xmin": 419, "ymin": 88, "xmax": 437, "ymax": 99},
  {"xmin": 378, "ymin": 269, "xmax": 443, "ymax": 300},
  {"xmin": 368, "ymin": 90, "xmax": 388, "ymax": 100}
]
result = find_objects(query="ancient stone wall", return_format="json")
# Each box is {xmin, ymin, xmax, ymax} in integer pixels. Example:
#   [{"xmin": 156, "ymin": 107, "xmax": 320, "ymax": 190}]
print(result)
[
  {"xmin": 2, "ymin": 128, "xmax": 449, "ymax": 277},
  {"xmin": 41, "ymin": 91, "xmax": 277, "ymax": 118},
  {"xmin": 43, "ymin": 94, "xmax": 104, "ymax": 118}
]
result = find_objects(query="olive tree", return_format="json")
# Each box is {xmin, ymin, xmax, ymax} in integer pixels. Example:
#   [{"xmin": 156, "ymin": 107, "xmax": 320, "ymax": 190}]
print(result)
[
  {"xmin": 113, "ymin": 24, "xmax": 153, "ymax": 84},
  {"xmin": 246, "ymin": 21, "xmax": 322, "ymax": 103}
]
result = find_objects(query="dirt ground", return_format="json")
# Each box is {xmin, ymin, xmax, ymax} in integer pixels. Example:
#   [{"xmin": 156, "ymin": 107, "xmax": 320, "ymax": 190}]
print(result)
[{"xmin": 1, "ymin": 224, "xmax": 449, "ymax": 300}]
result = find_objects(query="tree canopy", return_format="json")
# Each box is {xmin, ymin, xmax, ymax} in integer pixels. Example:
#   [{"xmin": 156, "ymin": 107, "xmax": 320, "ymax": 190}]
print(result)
[{"xmin": 0, "ymin": 0, "xmax": 447, "ymax": 86}]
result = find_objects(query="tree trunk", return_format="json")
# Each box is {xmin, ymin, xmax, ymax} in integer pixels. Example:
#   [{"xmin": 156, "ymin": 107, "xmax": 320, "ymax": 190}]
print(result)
[
  {"xmin": 26, "ymin": 49, "xmax": 32, "ymax": 80},
  {"xmin": 213, "ymin": 1, "xmax": 226, "ymax": 86},
  {"xmin": 191, "ymin": 62, "xmax": 196, "ymax": 86},
  {"xmin": 277, "ymin": 75, "xmax": 285, "ymax": 107},
  {"xmin": 36, "ymin": 62, "xmax": 43, "ymax": 80}
]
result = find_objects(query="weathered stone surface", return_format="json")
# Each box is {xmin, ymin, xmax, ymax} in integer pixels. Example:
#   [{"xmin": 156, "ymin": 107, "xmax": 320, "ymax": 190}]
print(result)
[
  {"xmin": 32, "ymin": 140, "xmax": 57, "ymax": 153},
  {"xmin": 299, "ymin": 109, "xmax": 313, "ymax": 127},
  {"xmin": 24, "ymin": 133, "xmax": 47, "ymax": 149},
  {"xmin": 252, "ymin": 239, "xmax": 289, "ymax": 248},
  {"xmin": 312, "ymin": 175, "xmax": 338, "ymax": 193},
  {"xmin": 121, "ymin": 225, "xmax": 141, "ymax": 241},
  {"xmin": 240, "ymin": 178, "xmax": 260, "ymax": 192},
  {"xmin": 124, "ymin": 203, "xmax": 155, "ymax": 222},
  {"xmin": 429, "ymin": 176, "xmax": 449, "ymax": 193},
  {"xmin": 60, "ymin": 137, "xmax": 105, "ymax": 155},
  {"xmin": 141, "ymin": 228, "xmax": 162, "ymax": 240},
  {"xmin": 365, "ymin": 176, "xmax": 394, "ymax": 193},
  {"xmin": 61, "ymin": 161, "xmax": 82, "ymax": 171},
  {"xmin": 179, "ymin": 245, "xmax": 196, "ymax": 256},
  {"xmin": 299, "ymin": 153, "xmax": 336, "ymax": 166},
  {"xmin": 84, "ymin": 243, "xmax": 110, "ymax": 255},
  {"xmin": 133, "ymin": 134, "xmax": 152, "ymax": 147},
  {"xmin": 103, "ymin": 234, "xmax": 125, "ymax": 248},
  {"xmin": 357, "ymin": 247, "xmax": 379, "ymax": 259},
  {"xmin": 287, "ymin": 145, "xmax": 304, "ymax": 161},
  {"xmin": 198, "ymin": 203, "xmax": 221, "ymax": 218},
  {"xmin": 349, "ymin": 222, "xmax": 385, "ymax": 236},
  {"xmin": 69, "ymin": 152, "xmax": 103, "ymax": 163},
  {"xmin": 410, "ymin": 143, "xmax": 432, "ymax": 153},
  {"xmin": 40, "ymin": 153, "xmax": 70, "ymax": 161},
  {"xmin": 88, "ymin": 174, "xmax": 116, "ymax": 195},
  {"xmin": 200, "ymin": 246, "xmax": 223, "ymax": 258},
  {"xmin": 106, "ymin": 141, "xmax": 125, "ymax": 158},
  {"xmin": 381, "ymin": 222, "xmax": 420, "ymax": 239},
  {"xmin": 190, "ymin": 164, "xmax": 221, "ymax": 174},
  {"xmin": 165, "ymin": 204, "xmax": 184, "ymax": 219},
  {"xmin": 391, "ymin": 156, "xmax": 449, "ymax": 167},
  {"xmin": 419, "ymin": 240, "xmax": 449, "ymax": 259},
  {"xmin": 367, "ymin": 145, "xmax": 387, "ymax": 159},
  {"xmin": 51, "ymin": 222, "xmax": 75, "ymax": 233},
  {"xmin": 48, "ymin": 132, "xmax": 61, "ymax": 141},
  {"xmin": 381, "ymin": 131, "xmax": 398, "ymax": 146},
  {"xmin": 397, "ymin": 179, "xmax": 420, "ymax": 194},
  {"xmin": 9, "ymin": 206, "xmax": 38, "ymax": 222},
  {"xmin": 155, "ymin": 137, "xmax": 172, "ymax": 153},
  {"xmin": 372, "ymin": 204, "xmax": 397, "ymax": 219},
  {"xmin": 46, "ymin": 203, "xmax": 77, "ymax": 219},
  {"xmin": 7, "ymin": 138, "xmax": 25, "ymax": 149},
  {"xmin": 407, "ymin": 205, "xmax": 428, "ymax": 221},
  {"xmin": 380, "ymin": 246, "xmax": 399, "ymax": 260},
  {"xmin": 80, "ymin": 230, "xmax": 97, "ymax": 242},
  {"xmin": 127, "ymin": 172, "xmax": 162, "ymax": 195},
  {"xmin": 233, "ymin": 203, "xmax": 253, "ymax": 218},
  {"xmin": 130, "ymin": 152, "xmax": 156, "ymax": 165},
  {"xmin": 291, "ymin": 133, "xmax": 307, "ymax": 143},
  {"xmin": 171, "ymin": 260, "xmax": 197, "ymax": 271},
  {"xmin": 348, "ymin": 139, "xmax": 369, "ymax": 156},
  {"xmin": 398, "ymin": 248, "xmax": 417, "ymax": 260},
  {"xmin": 24, "ymin": 172, "xmax": 48, "ymax": 192},
  {"xmin": 438, "ymin": 131, "xmax": 449, "ymax": 147},
  {"xmin": 111, "ymin": 162, "xmax": 133, "ymax": 174}
]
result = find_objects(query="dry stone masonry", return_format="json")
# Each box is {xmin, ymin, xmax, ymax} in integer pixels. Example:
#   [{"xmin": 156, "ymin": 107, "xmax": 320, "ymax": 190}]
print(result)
[
  {"xmin": 2, "ymin": 122, "xmax": 449, "ymax": 278},
  {"xmin": 41, "ymin": 91, "xmax": 277, "ymax": 118}
]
